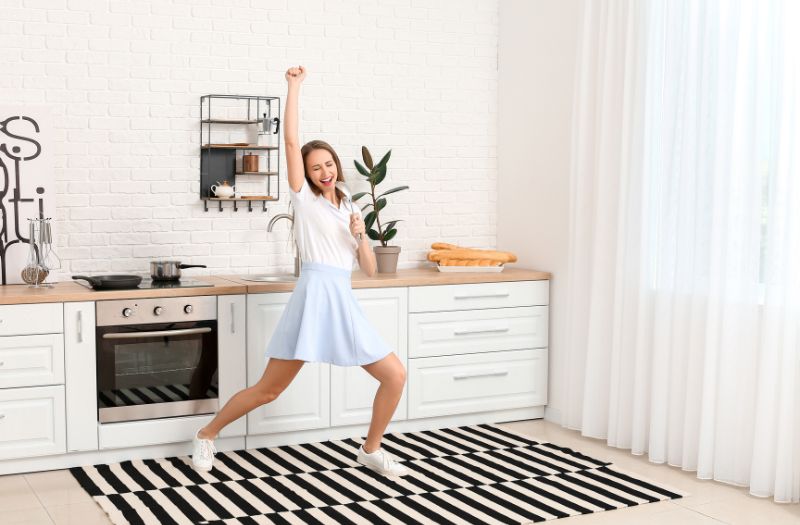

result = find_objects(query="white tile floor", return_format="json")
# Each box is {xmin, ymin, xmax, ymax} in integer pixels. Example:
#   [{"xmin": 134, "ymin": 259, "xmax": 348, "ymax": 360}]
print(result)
[{"xmin": 2, "ymin": 420, "xmax": 798, "ymax": 524}]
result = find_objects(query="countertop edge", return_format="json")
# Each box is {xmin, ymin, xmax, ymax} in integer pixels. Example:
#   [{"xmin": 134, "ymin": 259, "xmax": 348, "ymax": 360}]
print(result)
[{"xmin": 0, "ymin": 268, "xmax": 551, "ymax": 305}]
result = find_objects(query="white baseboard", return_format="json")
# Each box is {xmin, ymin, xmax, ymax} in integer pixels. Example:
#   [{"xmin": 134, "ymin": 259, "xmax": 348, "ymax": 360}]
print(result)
[
  {"xmin": 245, "ymin": 406, "xmax": 544, "ymax": 449},
  {"xmin": 0, "ymin": 406, "xmax": 544, "ymax": 476},
  {"xmin": 0, "ymin": 436, "xmax": 246, "ymax": 476}
]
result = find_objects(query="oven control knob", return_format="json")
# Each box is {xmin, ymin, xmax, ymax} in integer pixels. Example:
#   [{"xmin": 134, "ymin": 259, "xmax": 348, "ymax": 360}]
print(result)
[
  {"xmin": 154, "ymin": 306, "xmax": 164, "ymax": 316},
  {"xmin": 184, "ymin": 305, "xmax": 193, "ymax": 314},
  {"xmin": 122, "ymin": 308, "xmax": 133, "ymax": 318}
]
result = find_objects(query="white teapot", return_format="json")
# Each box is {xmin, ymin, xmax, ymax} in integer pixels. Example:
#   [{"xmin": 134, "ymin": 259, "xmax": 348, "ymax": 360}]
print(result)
[{"xmin": 211, "ymin": 180, "xmax": 235, "ymax": 198}]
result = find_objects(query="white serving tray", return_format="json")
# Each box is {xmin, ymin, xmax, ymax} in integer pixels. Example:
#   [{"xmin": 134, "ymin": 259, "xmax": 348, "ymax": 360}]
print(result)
[{"xmin": 437, "ymin": 265, "xmax": 505, "ymax": 273}]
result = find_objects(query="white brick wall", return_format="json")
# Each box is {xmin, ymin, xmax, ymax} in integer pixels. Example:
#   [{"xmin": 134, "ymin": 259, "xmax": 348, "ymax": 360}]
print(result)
[{"xmin": 1, "ymin": 0, "xmax": 498, "ymax": 277}]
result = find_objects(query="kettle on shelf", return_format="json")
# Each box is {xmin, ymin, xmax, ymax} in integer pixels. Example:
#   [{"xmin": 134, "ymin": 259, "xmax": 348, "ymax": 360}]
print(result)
[
  {"xmin": 257, "ymin": 113, "xmax": 281, "ymax": 147},
  {"xmin": 211, "ymin": 180, "xmax": 235, "ymax": 198}
]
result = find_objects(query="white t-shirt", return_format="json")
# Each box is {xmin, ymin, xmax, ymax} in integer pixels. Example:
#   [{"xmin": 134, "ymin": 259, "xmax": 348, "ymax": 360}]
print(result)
[{"xmin": 290, "ymin": 179, "xmax": 362, "ymax": 271}]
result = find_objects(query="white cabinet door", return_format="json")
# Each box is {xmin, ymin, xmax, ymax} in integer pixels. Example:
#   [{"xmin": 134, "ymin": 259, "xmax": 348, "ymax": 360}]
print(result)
[
  {"xmin": 409, "ymin": 306, "xmax": 548, "ymax": 358},
  {"xmin": 0, "ymin": 334, "xmax": 64, "ymax": 389},
  {"xmin": 246, "ymin": 293, "xmax": 329, "ymax": 435},
  {"xmin": 0, "ymin": 303, "xmax": 63, "ymax": 336},
  {"xmin": 330, "ymin": 287, "xmax": 408, "ymax": 427},
  {"xmin": 63, "ymin": 302, "xmax": 98, "ymax": 452},
  {"xmin": 217, "ymin": 295, "xmax": 247, "ymax": 438},
  {"xmin": 408, "ymin": 281, "xmax": 549, "ymax": 313},
  {"xmin": 408, "ymin": 348, "xmax": 548, "ymax": 419},
  {"xmin": 0, "ymin": 385, "xmax": 66, "ymax": 460}
]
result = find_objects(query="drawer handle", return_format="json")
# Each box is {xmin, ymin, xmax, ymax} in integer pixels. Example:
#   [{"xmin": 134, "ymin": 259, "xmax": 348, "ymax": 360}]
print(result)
[
  {"xmin": 453, "ymin": 370, "xmax": 509, "ymax": 380},
  {"xmin": 77, "ymin": 311, "xmax": 83, "ymax": 344},
  {"xmin": 231, "ymin": 302, "xmax": 236, "ymax": 334},
  {"xmin": 454, "ymin": 328, "xmax": 510, "ymax": 336},
  {"xmin": 0, "ymin": 414, "xmax": 5, "ymax": 420},
  {"xmin": 454, "ymin": 293, "xmax": 510, "ymax": 300},
  {"xmin": 0, "ymin": 362, "xmax": 4, "ymax": 367}
]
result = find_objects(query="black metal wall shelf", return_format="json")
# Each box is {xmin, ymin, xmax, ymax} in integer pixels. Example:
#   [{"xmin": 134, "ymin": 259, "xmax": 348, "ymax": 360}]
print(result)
[{"xmin": 200, "ymin": 95, "xmax": 281, "ymax": 213}]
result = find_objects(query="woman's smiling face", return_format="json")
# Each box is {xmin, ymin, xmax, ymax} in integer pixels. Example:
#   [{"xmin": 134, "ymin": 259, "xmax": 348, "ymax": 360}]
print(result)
[{"xmin": 305, "ymin": 148, "xmax": 338, "ymax": 192}]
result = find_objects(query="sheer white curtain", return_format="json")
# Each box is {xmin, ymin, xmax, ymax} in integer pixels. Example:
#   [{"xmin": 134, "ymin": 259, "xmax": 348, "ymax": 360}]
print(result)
[{"xmin": 565, "ymin": 0, "xmax": 800, "ymax": 502}]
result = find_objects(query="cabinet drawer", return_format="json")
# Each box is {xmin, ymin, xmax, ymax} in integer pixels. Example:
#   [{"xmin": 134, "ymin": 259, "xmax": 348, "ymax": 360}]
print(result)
[
  {"xmin": 0, "ymin": 385, "xmax": 66, "ymax": 460},
  {"xmin": 408, "ymin": 349, "xmax": 547, "ymax": 419},
  {"xmin": 409, "ymin": 281, "xmax": 548, "ymax": 313},
  {"xmin": 409, "ymin": 306, "xmax": 547, "ymax": 358},
  {"xmin": 0, "ymin": 303, "xmax": 63, "ymax": 336},
  {"xmin": 0, "ymin": 334, "xmax": 64, "ymax": 388}
]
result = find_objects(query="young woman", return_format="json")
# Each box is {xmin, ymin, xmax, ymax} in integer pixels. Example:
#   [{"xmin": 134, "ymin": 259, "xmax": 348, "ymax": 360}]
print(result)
[{"xmin": 192, "ymin": 66, "xmax": 408, "ymax": 477}]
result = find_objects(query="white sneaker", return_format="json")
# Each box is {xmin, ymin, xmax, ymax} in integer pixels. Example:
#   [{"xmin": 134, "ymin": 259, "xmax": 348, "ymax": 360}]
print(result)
[
  {"xmin": 357, "ymin": 445, "xmax": 409, "ymax": 477},
  {"xmin": 191, "ymin": 431, "xmax": 216, "ymax": 472}
]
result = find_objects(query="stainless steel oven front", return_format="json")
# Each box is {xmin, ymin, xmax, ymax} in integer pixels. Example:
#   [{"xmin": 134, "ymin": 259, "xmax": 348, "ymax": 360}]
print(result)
[{"xmin": 96, "ymin": 296, "xmax": 218, "ymax": 423}]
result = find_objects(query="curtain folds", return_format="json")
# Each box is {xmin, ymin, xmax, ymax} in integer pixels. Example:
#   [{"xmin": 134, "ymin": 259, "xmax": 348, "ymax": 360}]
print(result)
[{"xmin": 566, "ymin": 0, "xmax": 800, "ymax": 502}]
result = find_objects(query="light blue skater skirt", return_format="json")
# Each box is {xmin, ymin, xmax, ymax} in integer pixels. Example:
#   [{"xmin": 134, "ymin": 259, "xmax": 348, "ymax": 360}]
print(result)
[{"xmin": 265, "ymin": 262, "xmax": 393, "ymax": 366}]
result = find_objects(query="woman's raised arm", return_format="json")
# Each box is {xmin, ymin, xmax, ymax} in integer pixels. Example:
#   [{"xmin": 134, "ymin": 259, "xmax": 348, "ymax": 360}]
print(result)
[{"xmin": 284, "ymin": 66, "xmax": 306, "ymax": 193}]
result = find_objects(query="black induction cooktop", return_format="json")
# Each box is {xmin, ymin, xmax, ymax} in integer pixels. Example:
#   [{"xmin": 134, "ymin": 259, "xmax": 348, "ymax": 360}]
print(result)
[
  {"xmin": 74, "ymin": 279, "xmax": 216, "ymax": 290},
  {"xmin": 137, "ymin": 279, "xmax": 215, "ymax": 289}
]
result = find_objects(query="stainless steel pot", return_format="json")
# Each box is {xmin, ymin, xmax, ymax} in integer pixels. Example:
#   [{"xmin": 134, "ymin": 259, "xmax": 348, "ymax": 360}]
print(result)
[{"xmin": 149, "ymin": 261, "xmax": 207, "ymax": 281}]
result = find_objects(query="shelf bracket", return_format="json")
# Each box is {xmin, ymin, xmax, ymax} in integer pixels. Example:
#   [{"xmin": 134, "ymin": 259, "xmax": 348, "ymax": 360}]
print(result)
[
  {"xmin": 233, "ymin": 200, "xmax": 238, "ymax": 212},
  {"xmin": 248, "ymin": 201, "xmax": 253, "ymax": 212},
  {"xmin": 218, "ymin": 200, "xmax": 223, "ymax": 212}
]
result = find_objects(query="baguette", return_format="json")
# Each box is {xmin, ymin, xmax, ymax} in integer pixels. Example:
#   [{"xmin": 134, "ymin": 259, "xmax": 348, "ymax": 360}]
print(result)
[
  {"xmin": 429, "ymin": 242, "xmax": 518, "ymax": 263},
  {"xmin": 439, "ymin": 258, "xmax": 501, "ymax": 267},
  {"xmin": 428, "ymin": 249, "xmax": 514, "ymax": 263}
]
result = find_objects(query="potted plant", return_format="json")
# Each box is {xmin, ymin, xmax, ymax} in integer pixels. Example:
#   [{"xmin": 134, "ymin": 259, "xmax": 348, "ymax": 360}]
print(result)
[{"xmin": 353, "ymin": 146, "xmax": 409, "ymax": 273}]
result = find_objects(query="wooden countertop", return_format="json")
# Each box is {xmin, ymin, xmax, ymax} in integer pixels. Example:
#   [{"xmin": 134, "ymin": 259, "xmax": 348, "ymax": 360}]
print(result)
[
  {"xmin": 0, "ymin": 268, "xmax": 550, "ymax": 305},
  {"xmin": 221, "ymin": 266, "xmax": 551, "ymax": 293},
  {"xmin": 0, "ymin": 276, "xmax": 246, "ymax": 305}
]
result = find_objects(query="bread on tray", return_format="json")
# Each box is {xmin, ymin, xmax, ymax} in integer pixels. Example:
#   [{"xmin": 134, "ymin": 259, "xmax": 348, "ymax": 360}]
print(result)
[{"xmin": 427, "ymin": 242, "xmax": 517, "ymax": 266}]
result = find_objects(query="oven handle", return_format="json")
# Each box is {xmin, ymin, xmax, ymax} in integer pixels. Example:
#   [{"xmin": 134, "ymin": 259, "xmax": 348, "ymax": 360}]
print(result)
[{"xmin": 102, "ymin": 327, "xmax": 212, "ymax": 340}]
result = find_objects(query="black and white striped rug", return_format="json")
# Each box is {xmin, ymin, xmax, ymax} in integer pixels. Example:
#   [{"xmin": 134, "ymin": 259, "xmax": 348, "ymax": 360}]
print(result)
[{"xmin": 70, "ymin": 424, "xmax": 682, "ymax": 524}]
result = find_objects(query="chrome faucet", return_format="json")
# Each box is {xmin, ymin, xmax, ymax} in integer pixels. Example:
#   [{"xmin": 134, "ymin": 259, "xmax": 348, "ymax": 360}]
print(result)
[{"xmin": 267, "ymin": 213, "xmax": 301, "ymax": 277}]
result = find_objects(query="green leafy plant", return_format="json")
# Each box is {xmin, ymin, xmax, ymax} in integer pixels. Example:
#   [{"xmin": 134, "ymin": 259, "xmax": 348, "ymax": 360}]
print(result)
[{"xmin": 352, "ymin": 146, "xmax": 409, "ymax": 247}]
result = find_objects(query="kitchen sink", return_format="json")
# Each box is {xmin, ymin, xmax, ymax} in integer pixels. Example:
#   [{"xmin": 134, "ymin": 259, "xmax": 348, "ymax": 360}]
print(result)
[{"xmin": 239, "ymin": 274, "xmax": 298, "ymax": 283}]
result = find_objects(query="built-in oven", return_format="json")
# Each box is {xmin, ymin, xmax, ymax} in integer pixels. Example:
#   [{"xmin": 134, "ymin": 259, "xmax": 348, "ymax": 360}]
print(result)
[{"xmin": 95, "ymin": 296, "xmax": 219, "ymax": 423}]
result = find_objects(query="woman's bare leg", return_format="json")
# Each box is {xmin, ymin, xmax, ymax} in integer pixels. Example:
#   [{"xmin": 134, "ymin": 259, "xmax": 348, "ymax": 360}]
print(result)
[
  {"xmin": 361, "ymin": 353, "xmax": 406, "ymax": 452},
  {"xmin": 198, "ymin": 358, "xmax": 305, "ymax": 439}
]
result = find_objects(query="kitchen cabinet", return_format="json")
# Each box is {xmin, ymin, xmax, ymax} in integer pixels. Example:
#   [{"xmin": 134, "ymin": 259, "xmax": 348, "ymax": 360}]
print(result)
[
  {"xmin": 0, "ymin": 303, "xmax": 63, "ymax": 336},
  {"xmin": 0, "ymin": 385, "xmax": 66, "ymax": 460},
  {"xmin": 246, "ymin": 293, "xmax": 330, "ymax": 434},
  {"xmin": 0, "ymin": 303, "xmax": 67, "ymax": 461},
  {"xmin": 217, "ymin": 294, "xmax": 247, "ymax": 438},
  {"xmin": 330, "ymin": 287, "xmax": 408, "ymax": 426},
  {"xmin": 408, "ymin": 348, "xmax": 547, "ymax": 419},
  {"xmin": 408, "ymin": 280, "xmax": 548, "ymax": 312},
  {"xmin": 0, "ymin": 273, "xmax": 550, "ymax": 473},
  {"xmin": 408, "ymin": 306, "xmax": 547, "ymax": 358},
  {"xmin": 0, "ymin": 334, "xmax": 64, "ymax": 389},
  {"xmin": 407, "ymin": 280, "xmax": 549, "ymax": 419},
  {"xmin": 63, "ymin": 302, "xmax": 97, "ymax": 452}
]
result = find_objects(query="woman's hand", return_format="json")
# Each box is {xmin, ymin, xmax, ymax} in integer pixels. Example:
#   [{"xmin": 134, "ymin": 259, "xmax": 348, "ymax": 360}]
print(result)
[
  {"xmin": 285, "ymin": 66, "xmax": 306, "ymax": 85},
  {"xmin": 350, "ymin": 213, "xmax": 366, "ymax": 239}
]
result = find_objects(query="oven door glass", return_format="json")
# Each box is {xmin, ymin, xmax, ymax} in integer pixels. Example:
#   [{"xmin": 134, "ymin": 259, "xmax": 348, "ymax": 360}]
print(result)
[{"xmin": 96, "ymin": 320, "xmax": 218, "ymax": 423}]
